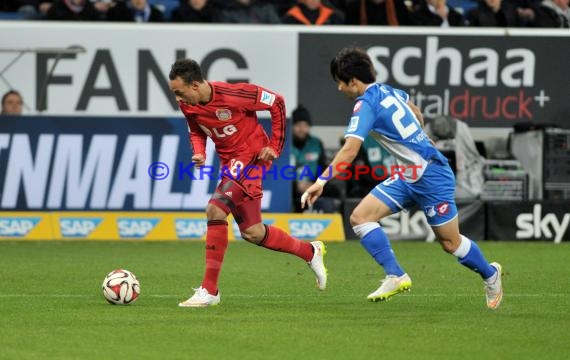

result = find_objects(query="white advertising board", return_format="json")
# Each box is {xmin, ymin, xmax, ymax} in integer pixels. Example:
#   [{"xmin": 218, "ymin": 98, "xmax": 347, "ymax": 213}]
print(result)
[{"xmin": 0, "ymin": 22, "xmax": 298, "ymax": 116}]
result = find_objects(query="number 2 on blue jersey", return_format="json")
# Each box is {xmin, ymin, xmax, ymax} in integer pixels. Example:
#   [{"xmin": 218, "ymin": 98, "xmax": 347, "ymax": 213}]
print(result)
[{"xmin": 380, "ymin": 96, "xmax": 419, "ymax": 139}]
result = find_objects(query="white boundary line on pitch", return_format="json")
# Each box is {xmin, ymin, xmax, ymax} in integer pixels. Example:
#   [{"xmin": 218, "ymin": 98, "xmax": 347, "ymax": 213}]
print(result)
[{"xmin": 0, "ymin": 294, "xmax": 566, "ymax": 298}]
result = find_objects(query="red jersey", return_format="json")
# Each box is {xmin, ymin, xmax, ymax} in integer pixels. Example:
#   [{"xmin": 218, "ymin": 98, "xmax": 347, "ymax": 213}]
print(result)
[{"xmin": 178, "ymin": 81, "xmax": 286, "ymax": 163}]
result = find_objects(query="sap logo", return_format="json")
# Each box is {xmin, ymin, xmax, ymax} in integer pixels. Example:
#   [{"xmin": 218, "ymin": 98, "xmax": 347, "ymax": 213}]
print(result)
[
  {"xmin": 117, "ymin": 218, "xmax": 159, "ymax": 238},
  {"xmin": 0, "ymin": 217, "xmax": 41, "ymax": 237},
  {"xmin": 289, "ymin": 220, "xmax": 331, "ymax": 240},
  {"xmin": 59, "ymin": 218, "xmax": 102, "ymax": 237},
  {"xmin": 176, "ymin": 219, "xmax": 207, "ymax": 239},
  {"xmin": 516, "ymin": 204, "xmax": 569, "ymax": 243},
  {"xmin": 232, "ymin": 219, "xmax": 275, "ymax": 240}
]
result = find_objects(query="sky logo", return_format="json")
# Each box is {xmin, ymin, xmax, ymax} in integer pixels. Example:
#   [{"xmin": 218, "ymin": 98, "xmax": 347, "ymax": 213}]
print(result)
[
  {"xmin": 59, "ymin": 218, "xmax": 102, "ymax": 237},
  {"xmin": 288, "ymin": 219, "xmax": 331, "ymax": 240},
  {"xmin": 117, "ymin": 218, "xmax": 160, "ymax": 238},
  {"xmin": 0, "ymin": 217, "xmax": 41, "ymax": 237},
  {"xmin": 175, "ymin": 219, "xmax": 208, "ymax": 239}
]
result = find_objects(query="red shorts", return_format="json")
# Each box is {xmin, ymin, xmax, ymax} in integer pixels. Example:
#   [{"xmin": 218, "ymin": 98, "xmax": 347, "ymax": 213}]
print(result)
[{"xmin": 208, "ymin": 152, "xmax": 270, "ymax": 231}]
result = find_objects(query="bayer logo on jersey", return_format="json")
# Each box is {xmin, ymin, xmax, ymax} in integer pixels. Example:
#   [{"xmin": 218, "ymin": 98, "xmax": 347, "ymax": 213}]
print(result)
[{"xmin": 215, "ymin": 108, "xmax": 232, "ymax": 121}]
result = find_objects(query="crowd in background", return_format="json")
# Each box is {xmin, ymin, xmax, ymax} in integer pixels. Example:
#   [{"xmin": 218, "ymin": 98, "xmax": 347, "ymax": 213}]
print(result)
[{"xmin": 0, "ymin": 0, "xmax": 568, "ymax": 27}]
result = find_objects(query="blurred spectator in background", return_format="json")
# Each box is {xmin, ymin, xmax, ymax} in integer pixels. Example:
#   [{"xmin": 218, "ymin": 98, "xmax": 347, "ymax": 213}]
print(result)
[
  {"xmin": 345, "ymin": 0, "xmax": 414, "ymax": 25},
  {"xmin": 107, "ymin": 0, "xmax": 165, "ymax": 21},
  {"xmin": 269, "ymin": 0, "xmax": 297, "ymax": 16},
  {"xmin": 46, "ymin": 0, "xmax": 102, "ymax": 20},
  {"xmin": 282, "ymin": 0, "xmax": 344, "ymax": 24},
  {"xmin": 212, "ymin": 0, "xmax": 281, "ymax": 23},
  {"xmin": 412, "ymin": 0, "xmax": 465, "ymax": 26},
  {"xmin": 1, "ymin": 90, "xmax": 23, "ymax": 116},
  {"xmin": 466, "ymin": 0, "xmax": 523, "ymax": 26},
  {"xmin": 291, "ymin": 105, "xmax": 338, "ymax": 213},
  {"xmin": 518, "ymin": 0, "xmax": 569, "ymax": 27},
  {"xmin": 0, "ymin": 1, "xmax": 18, "ymax": 11},
  {"xmin": 171, "ymin": 0, "xmax": 214, "ymax": 21},
  {"xmin": 7, "ymin": 0, "xmax": 54, "ymax": 19},
  {"xmin": 425, "ymin": 115, "xmax": 485, "ymax": 199}
]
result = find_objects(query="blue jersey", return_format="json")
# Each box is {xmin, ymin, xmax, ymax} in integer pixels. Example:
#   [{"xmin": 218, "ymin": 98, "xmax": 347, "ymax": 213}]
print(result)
[{"xmin": 344, "ymin": 83, "xmax": 447, "ymax": 181}]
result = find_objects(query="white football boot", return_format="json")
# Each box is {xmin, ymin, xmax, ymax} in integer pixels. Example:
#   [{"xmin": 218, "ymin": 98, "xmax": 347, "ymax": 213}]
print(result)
[
  {"xmin": 485, "ymin": 262, "xmax": 504, "ymax": 310},
  {"xmin": 178, "ymin": 287, "xmax": 221, "ymax": 308},
  {"xmin": 308, "ymin": 241, "xmax": 327, "ymax": 290},
  {"xmin": 367, "ymin": 273, "xmax": 412, "ymax": 302}
]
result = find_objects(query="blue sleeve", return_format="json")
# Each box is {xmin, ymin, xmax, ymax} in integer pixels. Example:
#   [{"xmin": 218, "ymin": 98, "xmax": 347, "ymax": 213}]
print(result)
[
  {"xmin": 344, "ymin": 99, "xmax": 375, "ymax": 141},
  {"xmin": 394, "ymin": 88, "xmax": 409, "ymax": 103}
]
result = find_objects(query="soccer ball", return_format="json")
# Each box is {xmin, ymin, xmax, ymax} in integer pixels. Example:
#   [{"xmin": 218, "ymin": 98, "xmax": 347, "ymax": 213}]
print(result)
[{"xmin": 102, "ymin": 269, "xmax": 140, "ymax": 305}]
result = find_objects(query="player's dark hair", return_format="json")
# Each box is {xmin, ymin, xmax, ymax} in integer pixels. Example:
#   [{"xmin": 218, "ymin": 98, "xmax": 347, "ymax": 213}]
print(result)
[
  {"xmin": 1, "ymin": 90, "xmax": 22, "ymax": 108},
  {"xmin": 169, "ymin": 59, "xmax": 204, "ymax": 84},
  {"xmin": 330, "ymin": 47, "xmax": 376, "ymax": 84}
]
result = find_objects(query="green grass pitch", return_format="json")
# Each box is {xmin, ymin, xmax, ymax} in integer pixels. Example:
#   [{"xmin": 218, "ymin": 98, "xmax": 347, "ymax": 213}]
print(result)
[{"xmin": 0, "ymin": 241, "xmax": 568, "ymax": 360}]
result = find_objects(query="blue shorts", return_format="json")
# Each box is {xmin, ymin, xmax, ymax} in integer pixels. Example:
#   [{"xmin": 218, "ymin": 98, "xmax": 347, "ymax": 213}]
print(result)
[{"xmin": 371, "ymin": 162, "xmax": 457, "ymax": 226}]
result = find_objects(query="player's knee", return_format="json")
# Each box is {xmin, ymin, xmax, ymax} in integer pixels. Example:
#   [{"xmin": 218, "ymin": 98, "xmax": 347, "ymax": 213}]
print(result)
[
  {"xmin": 206, "ymin": 204, "xmax": 228, "ymax": 221},
  {"xmin": 437, "ymin": 235, "xmax": 460, "ymax": 254},
  {"xmin": 240, "ymin": 224, "xmax": 265, "ymax": 244},
  {"xmin": 349, "ymin": 209, "xmax": 366, "ymax": 227}
]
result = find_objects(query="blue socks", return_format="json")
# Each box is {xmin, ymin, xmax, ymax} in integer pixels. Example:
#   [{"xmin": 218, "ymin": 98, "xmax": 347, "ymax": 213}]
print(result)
[
  {"xmin": 355, "ymin": 223, "xmax": 405, "ymax": 277},
  {"xmin": 354, "ymin": 224, "xmax": 495, "ymax": 281},
  {"xmin": 453, "ymin": 235, "xmax": 496, "ymax": 280}
]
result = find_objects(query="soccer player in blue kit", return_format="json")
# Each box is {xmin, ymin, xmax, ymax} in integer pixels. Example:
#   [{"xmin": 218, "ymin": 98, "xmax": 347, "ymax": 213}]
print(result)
[{"xmin": 301, "ymin": 47, "xmax": 504, "ymax": 309}]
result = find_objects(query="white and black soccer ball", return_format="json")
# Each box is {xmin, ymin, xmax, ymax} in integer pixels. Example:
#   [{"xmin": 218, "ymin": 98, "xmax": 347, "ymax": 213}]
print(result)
[{"xmin": 102, "ymin": 269, "xmax": 140, "ymax": 305}]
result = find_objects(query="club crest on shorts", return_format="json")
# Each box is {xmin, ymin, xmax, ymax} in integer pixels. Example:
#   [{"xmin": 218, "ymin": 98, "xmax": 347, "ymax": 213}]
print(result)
[
  {"xmin": 424, "ymin": 206, "xmax": 436, "ymax": 218},
  {"xmin": 215, "ymin": 108, "xmax": 232, "ymax": 121},
  {"xmin": 436, "ymin": 202, "xmax": 450, "ymax": 215}
]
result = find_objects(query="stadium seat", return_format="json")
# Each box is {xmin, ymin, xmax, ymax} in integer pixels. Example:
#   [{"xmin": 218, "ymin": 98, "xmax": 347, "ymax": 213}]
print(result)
[
  {"xmin": 447, "ymin": 0, "xmax": 478, "ymax": 14},
  {"xmin": 0, "ymin": 12, "xmax": 25, "ymax": 20},
  {"xmin": 148, "ymin": 0, "xmax": 180, "ymax": 20}
]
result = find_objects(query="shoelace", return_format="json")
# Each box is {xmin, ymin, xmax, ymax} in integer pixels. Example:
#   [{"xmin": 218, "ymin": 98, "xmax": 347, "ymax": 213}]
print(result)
[{"xmin": 484, "ymin": 282, "xmax": 501, "ymax": 296}]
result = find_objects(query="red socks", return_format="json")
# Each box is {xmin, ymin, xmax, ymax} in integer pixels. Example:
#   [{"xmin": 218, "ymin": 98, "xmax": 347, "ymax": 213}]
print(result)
[
  {"xmin": 201, "ymin": 222, "xmax": 313, "ymax": 294},
  {"xmin": 260, "ymin": 225, "xmax": 314, "ymax": 262},
  {"xmin": 201, "ymin": 220, "xmax": 228, "ymax": 295}
]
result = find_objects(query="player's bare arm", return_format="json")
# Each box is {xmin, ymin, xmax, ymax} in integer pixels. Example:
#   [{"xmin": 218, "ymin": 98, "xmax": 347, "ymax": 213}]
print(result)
[
  {"xmin": 407, "ymin": 100, "xmax": 424, "ymax": 127},
  {"xmin": 301, "ymin": 136, "xmax": 362, "ymax": 208},
  {"xmin": 192, "ymin": 153, "xmax": 206, "ymax": 168}
]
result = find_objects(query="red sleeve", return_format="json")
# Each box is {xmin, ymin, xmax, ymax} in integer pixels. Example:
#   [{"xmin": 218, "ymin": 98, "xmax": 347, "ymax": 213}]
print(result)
[
  {"xmin": 265, "ymin": 93, "xmax": 286, "ymax": 157},
  {"xmin": 222, "ymin": 83, "xmax": 287, "ymax": 157},
  {"xmin": 186, "ymin": 116, "xmax": 207, "ymax": 157}
]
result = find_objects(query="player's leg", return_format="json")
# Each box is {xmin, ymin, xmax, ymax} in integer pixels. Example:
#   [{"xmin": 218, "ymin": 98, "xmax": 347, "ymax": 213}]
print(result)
[
  {"xmin": 431, "ymin": 219, "xmax": 503, "ymax": 309},
  {"xmin": 237, "ymin": 198, "xmax": 327, "ymax": 290},
  {"xmin": 418, "ymin": 162, "xmax": 503, "ymax": 309},
  {"xmin": 179, "ymin": 184, "xmax": 232, "ymax": 308},
  {"xmin": 353, "ymin": 180, "xmax": 413, "ymax": 301}
]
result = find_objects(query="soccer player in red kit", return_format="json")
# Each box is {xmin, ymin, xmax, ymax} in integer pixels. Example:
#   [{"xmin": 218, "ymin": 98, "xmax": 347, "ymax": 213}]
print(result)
[{"xmin": 169, "ymin": 59, "xmax": 327, "ymax": 307}]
